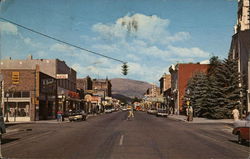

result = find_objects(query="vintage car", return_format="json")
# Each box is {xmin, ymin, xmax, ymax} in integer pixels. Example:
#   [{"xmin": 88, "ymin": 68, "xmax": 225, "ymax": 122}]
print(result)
[
  {"xmin": 156, "ymin": 109, "xmax": 168, "ymax": 117},
  {"xmin": 68, "ymin": 110, "xmax": 87, "ymax": 122},
  {"xmin": 232, "ymin": 114, "xmax": 250, "ymax": 144},
  {"xmin": 104, "ymin": 108, "xmax": 112, "ymax": 113},
  {"xmin": 147, "ymin": 108, "xmax": 157, "ymax": 115}
]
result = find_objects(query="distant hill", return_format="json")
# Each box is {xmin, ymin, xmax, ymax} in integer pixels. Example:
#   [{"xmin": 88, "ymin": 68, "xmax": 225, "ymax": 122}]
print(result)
[{"xmin": 111, "ymin": 78, "xmax": 152, "ymax": 99}]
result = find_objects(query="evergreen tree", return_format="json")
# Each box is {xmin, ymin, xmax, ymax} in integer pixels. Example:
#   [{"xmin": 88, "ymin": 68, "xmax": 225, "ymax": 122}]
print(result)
[
  {"xmin": 184, "ymin": 56, "xmax": 243, "ymax": 119},
  {"xmin": 184, "ymin": 72, "xmax": 209, "ymax": 117},
  {"xmin": 209, "ymin": 58, "xmax": 242, "ymax": 118}
]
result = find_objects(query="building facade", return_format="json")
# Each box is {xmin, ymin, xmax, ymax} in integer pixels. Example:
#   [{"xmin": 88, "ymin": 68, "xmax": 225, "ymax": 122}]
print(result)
[
  {"xmin": 0, "ymin": 55, "xmax": 78, "ymax": 121},
  {"xmin": 92, "ymin": 78, "xmax": 112, "ymax": 97},
  {"xmin": 229, "ymin": 0, "xmax": 250, "ymax": 112},
  {"xmin": 169, "ymin": 63, "xmax": 209, "ymax": 114},
  {"xmin": 234, "ymin": 0, "xmax": 250, "ymax": 33},
  {"xmin": 76, "ymin": 76, "xmax": 93, "ymax": 91},
  {"xmin": 0, "ymin": 67, "xmax": 57, "ymax": 121},
  {"xmin": 159, "ymin": 73, "xmax": 171, "ymax": 95}
]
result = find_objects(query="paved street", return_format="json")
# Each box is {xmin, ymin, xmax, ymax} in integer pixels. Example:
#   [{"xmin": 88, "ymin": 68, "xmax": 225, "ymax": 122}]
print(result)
[{"xmin": 2, "ymin": 111, "xmax": 249, "ymax": 159}]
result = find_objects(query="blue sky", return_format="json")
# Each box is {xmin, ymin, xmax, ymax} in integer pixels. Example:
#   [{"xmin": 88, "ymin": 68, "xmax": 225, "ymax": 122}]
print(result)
[{"xmin": 0, "ymin": 0, "xmax": 237, "ymax": 83}]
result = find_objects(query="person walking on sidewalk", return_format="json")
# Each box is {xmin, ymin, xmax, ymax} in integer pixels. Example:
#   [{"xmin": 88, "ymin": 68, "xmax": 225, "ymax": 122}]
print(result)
[
  {"xmin": 186, "ymin": 106, "xmax": 193, "ymax": 121},
  {"xmin": 232, "ymin": 107, "xmax": 240, "ymax": 121},
  {"xmin": 57, "ymin": 110, "xmax": 63, "ymax": 122}
]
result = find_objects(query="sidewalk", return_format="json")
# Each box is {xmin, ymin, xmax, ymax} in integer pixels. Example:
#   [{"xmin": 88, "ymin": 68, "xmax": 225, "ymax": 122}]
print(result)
[
  {"xmin": 5, "ymin": 113, "xmax": 100, "ymax": 126},
  {"xmin": 168, "ymin": 114, "xmax": 234, "ymax": 124},
  {"xmin": 5, "ymin": 119, "xmax": 70, "ymax": 126}
]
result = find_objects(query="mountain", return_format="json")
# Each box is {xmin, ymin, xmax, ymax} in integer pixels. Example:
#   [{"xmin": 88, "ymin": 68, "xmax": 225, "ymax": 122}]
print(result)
[{"xmin": 111, "ymin": 78, "xmax": 153, "ymax": 99}]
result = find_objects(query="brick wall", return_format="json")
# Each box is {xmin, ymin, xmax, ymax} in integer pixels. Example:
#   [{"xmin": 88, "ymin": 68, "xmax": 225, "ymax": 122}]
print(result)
[
  {"xmin": 1, "ymin": 69, "xmax": 36, "ymax": 92},
  {"xmin": 178, "ymin": 64, "xmax": 210, "ymax": 112}
]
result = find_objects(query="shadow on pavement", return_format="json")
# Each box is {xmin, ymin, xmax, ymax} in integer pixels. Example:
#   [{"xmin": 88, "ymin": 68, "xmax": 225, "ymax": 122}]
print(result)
[
  {"xmin": 228, "ymin": 139, "xmax": 250, "ymax": 147},
  {"xmin": 2, "ymin": 138, "xmax": 20, "ymax": 145}
]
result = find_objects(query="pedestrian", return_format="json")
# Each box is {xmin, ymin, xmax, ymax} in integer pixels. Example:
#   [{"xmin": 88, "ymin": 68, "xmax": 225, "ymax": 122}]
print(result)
[
  {"xmin": 186, "ymin": 106, "xmax": 189, "ymax": 121},
  {"xmin": 232, "ymin": 107, "xmax": 240, "ymax": 121},
  {"xmin": 188, "ymin": 106, "xmax": 193, "ymax": 121},
  {"xmin": 57, "ymin": 110, "xmax": 63, "ymax": 122},
  {"xmin": 127, "ymin": 106, "xmax": 134, "ymax": 120}
]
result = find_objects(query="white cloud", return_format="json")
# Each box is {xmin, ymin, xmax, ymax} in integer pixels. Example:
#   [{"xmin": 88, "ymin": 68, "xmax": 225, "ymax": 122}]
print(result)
[
  {"xmin": 126, "ymin": 54, "xmax": 140, "ymax": 61},
  {"xmin": 50, "ymin": 43, "xmax": 75, "ymax": 53},
  {"xmin": 168, "ymin": 45, "xmax": 210, "ymax": 58},
  {"xmin": 24, "ymin": 37, "xmax": 32, "ymax": 44},
  {"xmin": 37, "ymin": 51, "xmax": 48, "ymax": 57},
  {"xmin": 72, "ymin": 61, "xmax": 122, "ymax": 78},
  {"xmin": 74, "ymin": 13, "xmax": 211, "ymax": 82},
  {"xmin": 92, "ymin": 13, "xmax": 190, "ymax": 44},
  {"xmin": 200, "ymin": 59, "xmax": 210, "ymax": 64},
  {"xmin": 0, "ymin": 21, "xmax": 18, "ymax": 35},
  {"xmin": 91, "ymin": 44, "xmax": 120, "ymax": 53}
]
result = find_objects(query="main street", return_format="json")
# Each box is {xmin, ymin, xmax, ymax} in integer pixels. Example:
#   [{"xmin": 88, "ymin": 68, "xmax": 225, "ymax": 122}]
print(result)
[{"xmin": 2, "ymin": 111, "xmax": 249, "ymax": 159}]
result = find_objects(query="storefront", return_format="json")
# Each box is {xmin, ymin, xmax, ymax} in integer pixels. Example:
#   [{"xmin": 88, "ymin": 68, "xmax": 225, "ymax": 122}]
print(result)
[{"xmin": 1, "ymin": 69, "xmax": 57, "ymax": 121}]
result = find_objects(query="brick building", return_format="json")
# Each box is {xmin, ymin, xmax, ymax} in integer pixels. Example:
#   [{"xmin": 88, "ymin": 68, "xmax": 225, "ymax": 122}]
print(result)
[
  {"xmin": 169, "ymin": 63, "xmax": 210, "ymax": 114},
  {"xmin": 159, "ymin": 73, "xmax": 171, "ymax": 95},
  {"xmin": 76, "ymin": 76, "xmax": 93, "ymax": 91},
  {"xmin": 0, "ymin": 66, "xmax": 56, "ymax": 121},
  {"xmin": 92, "ymin": 78, "xmax": 112, "ymax": 97},
  {"xmin": 0, "ymin": 55, "xmax": 78, "ymax": 121}
]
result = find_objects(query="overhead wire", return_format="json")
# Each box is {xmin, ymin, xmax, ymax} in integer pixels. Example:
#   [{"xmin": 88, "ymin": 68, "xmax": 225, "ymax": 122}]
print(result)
[{"xmin": 0, "ymin": 17, "xmax": 126, "ymax": 64}]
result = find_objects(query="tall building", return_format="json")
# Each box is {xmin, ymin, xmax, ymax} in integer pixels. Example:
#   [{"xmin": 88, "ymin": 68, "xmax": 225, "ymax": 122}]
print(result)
[
  {"xmin": 169, "ymin": 63, "xmax": 209, "ymax": 114},
  {"xmin": 234, "ymin": 0, "xmax": 250, "ymax": 33},
  {"xmin": 229, "ymin": 0, "xmax": 250, "ymax": 112},
  {"xmin": 77, "ymin": 76, "xmax": 93, "ymax": 91},
  {"xmin": 159, "ymin": 73, "xmax": 171, "ymax": 95}
]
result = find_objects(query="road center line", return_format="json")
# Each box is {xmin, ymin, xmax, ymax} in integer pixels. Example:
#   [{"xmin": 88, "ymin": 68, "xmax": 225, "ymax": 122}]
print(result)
[{"xmin": 119, "ymin": 135, "xmax": 124, "ymax": 146}]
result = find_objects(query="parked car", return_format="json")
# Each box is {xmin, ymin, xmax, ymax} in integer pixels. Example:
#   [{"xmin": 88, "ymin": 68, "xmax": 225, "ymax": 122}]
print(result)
[
  {"xmin": 104, "ymin": 108, "xmax": 112, "ymax": 113},
  {"xmin": 156, "ymin": 109, "xmax": 168, "ymax": 117},
  {"xmin": 147, "ymin": 108, "xmax": 157, "ymax": 115},
  {"xmin": 68, "ymin": 110, "xmax": 87, "ymax": 122},
  {"xmin": 232, "ymin": 113, "xmax": 250, "ymax": 144}
]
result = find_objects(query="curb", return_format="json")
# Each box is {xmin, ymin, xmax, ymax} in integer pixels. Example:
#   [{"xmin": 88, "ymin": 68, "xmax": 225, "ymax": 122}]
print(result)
[
  {"xmin": 167, "ymin": 116, "xmax": 234, "ymax": 124},
  {"xmin": 168, "ymin": 116, "xmax": 187, "ymax": 122}
]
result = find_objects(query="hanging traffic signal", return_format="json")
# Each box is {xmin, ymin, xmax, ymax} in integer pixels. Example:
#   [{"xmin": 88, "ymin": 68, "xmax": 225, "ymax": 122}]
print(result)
[{"xmin": 122, "ymin": 63, "xmax": 128, "ymax": 75}]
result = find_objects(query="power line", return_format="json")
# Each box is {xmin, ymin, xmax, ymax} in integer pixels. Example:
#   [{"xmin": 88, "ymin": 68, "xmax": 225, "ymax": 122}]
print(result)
[{"xmin": 0, "ymin": 17, "xmax": 126, "ymax": 64}]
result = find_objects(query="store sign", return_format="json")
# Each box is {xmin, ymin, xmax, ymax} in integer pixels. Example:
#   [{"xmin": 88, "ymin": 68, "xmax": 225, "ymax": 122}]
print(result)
[
  {"xmin": 42, "ymin": 79, "xmax": 55, "ymax": 85},
  {"xmin": 56, "ymin": 74, "xmax": 68, "ymax": 79},
  {"xmin": 68, "ymin": 91, "xmax": 79, "ymax": 99},
  {"xmin": 12, "ymin": 72, "xmax": 20, "ymax": 84}
]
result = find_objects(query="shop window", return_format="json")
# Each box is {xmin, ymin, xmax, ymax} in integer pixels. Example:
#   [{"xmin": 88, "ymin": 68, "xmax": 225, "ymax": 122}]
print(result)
[
  {"xmin": 18, "ymin": 102, "xmax": 30, "ymax": 117},
  {"xmin": 6, "ymin": 102, "xmax": 30, "ymax": 117},
  {"xmin": 22, "ymin": 91, "xmax": 30, "ymax": 97},
  {"xmin": 5, "ymin": 92, "xmax": 13, "ymax": 98},
  {"xmin": 13, "ymin": 92, "xmax": 21, "ymax": 98}
]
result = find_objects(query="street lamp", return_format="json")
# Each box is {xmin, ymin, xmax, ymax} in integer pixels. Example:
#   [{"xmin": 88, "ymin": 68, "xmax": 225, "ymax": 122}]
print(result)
[
  {"xmin": 5, "ymin": 93, "xmax": 9, "ymax": 122},
  {"xmin": 186, "ymin": 88, "xmax": 193, "ymax": 121},
  {"xmin": 186, "ymin": 89, "xmax": 190, "ymax": 106}
]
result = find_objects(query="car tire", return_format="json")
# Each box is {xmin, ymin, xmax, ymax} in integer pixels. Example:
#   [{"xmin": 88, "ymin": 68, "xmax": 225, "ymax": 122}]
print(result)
[{"xmin": 237, "ymin": 133, "xmax": 246, "ymax": 144}]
